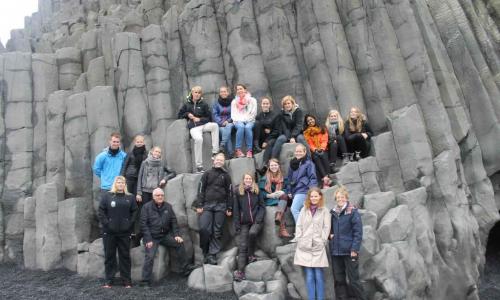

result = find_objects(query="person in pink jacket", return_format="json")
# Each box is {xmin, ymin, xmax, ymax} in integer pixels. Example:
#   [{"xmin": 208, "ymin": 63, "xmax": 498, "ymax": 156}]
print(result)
[{"xmin": 231, "ymin": 84, "xmax": 257, "ymax": 158}]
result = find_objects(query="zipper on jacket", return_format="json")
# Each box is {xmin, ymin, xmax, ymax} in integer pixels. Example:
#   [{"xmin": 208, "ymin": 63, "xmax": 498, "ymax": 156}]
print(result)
[{"xmin": 247, "ymin": 191, "xmax": 254, "ymax": 224}]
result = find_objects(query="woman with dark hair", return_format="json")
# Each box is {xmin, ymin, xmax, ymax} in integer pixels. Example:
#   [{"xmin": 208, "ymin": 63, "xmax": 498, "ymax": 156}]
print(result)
[
  {"xmin": 98, "ymin": 176, "xmax": 138, "ymax": 288},
  {"xmin": 303, "ymin": 114, "xmax": 332, "ymax": 188},
  {"xmin": 121, "ymin": 134, "xmax": 147, "ymax": 195},
  {"xmin": 231, "ymin": 84, "xmax": 257, "ymax": 158},
  {"xmin": 294, "ymin": 187, "xmax": 331, "ymax": 300},
  {"xmin": 325, "ymin": 110, "xmax": 348, "ymax": 171},
  {"xmin": 253, "ymin": 96, "xmax": 278, "ymax": 154},
  {"xmin": 258, "ymin": 158, "xmax": 291, "ymax": 238},
  {"xmin": 213, "ymin": 86, "xmax": 234, "ymax": 157},
  {"xmin": 344, "ymin": 107, "xmax": 373, "ymax": 160},
  {"xmin": 233, "ymin": 173, "xmax": 265, "ymax": 282}
]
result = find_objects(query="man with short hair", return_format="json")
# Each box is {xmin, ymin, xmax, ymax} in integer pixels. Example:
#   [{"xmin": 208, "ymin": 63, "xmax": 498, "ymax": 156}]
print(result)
[
  {"xmin": 93, "ymin": 132, "xmax": 127, "ymax": 192},
  {"xmin": 140, "ymin": 188, "xmax": 195, "ymax": 286}
]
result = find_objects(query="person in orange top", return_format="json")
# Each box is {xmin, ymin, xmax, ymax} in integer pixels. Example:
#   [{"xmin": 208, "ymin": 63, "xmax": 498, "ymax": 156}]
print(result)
[{"xmin": 303, "ymin": 114, "xmax": 332, "ymax": 188}]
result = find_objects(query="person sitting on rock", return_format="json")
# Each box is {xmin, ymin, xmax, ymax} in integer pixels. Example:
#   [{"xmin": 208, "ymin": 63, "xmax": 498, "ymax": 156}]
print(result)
[
  {"xmin": 177, "ymin": 85, "xmax": 220, "ymax": 173},
  {"xmin": 98, "ymin": 176, "xmax": 138, "ymax": 289},
  {"xmin": 231, "ymin": 83, "xmax": 257, "ymax": 158},
  {"xmin": 93, "ymin": 131, "xmax": 127, "ymax": 197},
  {"xmin": 120, "ymin": 134, "xmax": 147, "ymax": 195},
  {"xmin": 195, "ymin": 152, "xmax": 233, "ymax": 265},
  {"xmin": 233, "ymin": 173, "xmax": 265, "ymax": 282},
  {"xmin": 303, "ymin": 114, "xmax": 332, "ymax": 188},
  {"xmin": 287, "ymin": 144, "xmax": 317, "ymax": 223},
  {"xmin": 267, "ymin": 95, "xmax": 309, "ymax": 162},
  {"xmin": 344, "ymin": 107, "xmax": 373, "ymax": 160},
  {"xmin": 329, "ymin": 185, "xmax": 367, "ymax": 300},
  {"xmin": 212, "ymin": 86, "xmax": 234, "ymax": 158},
  {"xmin": 258, "ymin": 158, "xmax": 291, "ymax": 238},
  {"xmin": 140, "ymin": 188, "xmax": 196, "ymax": 287},
  {"xmin": 253, "ymin": 96, "xmax": 278, "ymax": 154},
  {"xmin": 325, "ymin": 109, "xmax": 348, "ymax": 172},
  {"xmin": 293, "ymin": 187, "xmax": 331, "ymax": 300}
]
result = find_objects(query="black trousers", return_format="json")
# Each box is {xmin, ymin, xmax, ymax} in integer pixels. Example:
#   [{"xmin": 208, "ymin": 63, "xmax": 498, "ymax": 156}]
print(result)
[
  {"xmin": 312, "ymin": 151, "xmax": 330, "ymax": 179},
  {"xmin": 237, "ymin": 223, "xmax": 262, "ymax": 271},
  {"xmin": 253, "ymin": 121, "xmax": 270, "ymax": 147},
  {"xmin": 103, "ymin": 233, "xmax": 131, "ymax": 285},
  {"xmin": 126, "ymin": 178, "xmax": 138, "ymax": 195},
  {"xmin": 142, "ymin": 234, "xmax": 189, "ymax": 283},
  {"xmin": 199, "ymin": 208, "xmax": 226, "ymax": 256},
  {"xmin": 328, "ymin": 136, "xmax": 347, "ymax": 164},
  {"xmin": 133, "ymin": 192, "xmax": 153, "ymax": 246},
  {"xmin": 331, "ymin": 255, "xmax": 367, "ymax": 300},
  {"xmin": 345, "ymin": 134, "xmax": 370, "ymax": 158}
]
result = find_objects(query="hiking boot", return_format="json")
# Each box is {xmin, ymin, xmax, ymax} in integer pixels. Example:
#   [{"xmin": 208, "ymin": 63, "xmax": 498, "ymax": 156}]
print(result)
[
  {"xmin": 246, "ymin": 150, "xmax": 253, "ymax": 158},
  {"xmin": 233, "ymin": 270, "xmax": 246, "ymax": 282},
  {"xmin": 235, "ymin": 149, "xmax": 244, "ymax": 158},
  {"xmin": 253, "ymin": 142, "xmax": 262, "ymax": 153},
  {"xmin": 182, "ymin": 264, "xmax": 197, "ymax": 277}
]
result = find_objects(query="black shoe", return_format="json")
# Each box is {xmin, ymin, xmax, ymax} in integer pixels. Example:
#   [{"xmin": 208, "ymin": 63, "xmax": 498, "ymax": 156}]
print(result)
[
  {"xmin": 329, "ymin": 163, "xmax": 336, "ymax": 174},
  {"xmin": 182, "ymin": 264, "xmax": 197, "ymax": 277},
  {"xmin": 205, "ymin": 255, "xmax": 217, "ymax": 265},
  {"xmin": 254, "ymin": 143, "xmax": 262, "ymax": 153},
  {"xmin": 196, "ymin": 166, "xmax": 205, "ymax": 173},
  {"xmin": 257, "ymin": 165, "xmax": 268, "ymax": 176}
]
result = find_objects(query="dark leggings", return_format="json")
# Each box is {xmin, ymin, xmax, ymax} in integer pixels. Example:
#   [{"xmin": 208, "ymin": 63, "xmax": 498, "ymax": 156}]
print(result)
[
  {"xmin": 237, "ymin": 223, "xmax": 263, "ymax": 271},
  {"xmin": 312, "ymin": 151, "xmax": 330, "ymax": 179},
  {"xmin": 345, "ymin": 133, "xmax": 370, "ymax": 158},
  {"xmin": 103, "ymin": 233, "xmax": 131, "ymax": 285},
  {"xmin": 328, "ymin": 136, "xmax": 347, "ymax": 164},
  {"xmin": 332, "ymin": 255, "xmax": 367, "ymax": 300}
]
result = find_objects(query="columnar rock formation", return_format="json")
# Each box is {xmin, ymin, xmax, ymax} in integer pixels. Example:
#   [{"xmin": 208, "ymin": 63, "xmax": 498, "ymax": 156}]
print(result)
[{"xmin": 0, "ymin": 0, "xmax": 499, "ymax": 299}]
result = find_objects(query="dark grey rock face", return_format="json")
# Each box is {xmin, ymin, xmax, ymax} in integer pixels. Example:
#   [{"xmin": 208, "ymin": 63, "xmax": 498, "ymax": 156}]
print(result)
[{"xmin": 0, "ymin": 0, "xmax": 498, "ymax": 299}]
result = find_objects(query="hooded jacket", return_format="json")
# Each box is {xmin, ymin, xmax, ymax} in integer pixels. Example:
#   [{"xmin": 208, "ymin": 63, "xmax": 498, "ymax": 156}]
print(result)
[
  {"xmin": 177, "ymin": 96, "xmax": 212, "ymax": 129},
  {"xmin": 140, "ymin": 200, "xmax": 180, "ymax": 243},
  {"xmin": 93, "ymin": 147, "xmax": 127, "ymax": 190},
  {"xmin": 286, "ymin": 158, "xmax": 318, "ymax": 195},
  {"xmin": 233, "ymin": 187, "xmax": 265, "ymax": 231},
  {"xmin": 136, "ymin": 155, "xmax": 176, "ymax": 195},
  {"xmin": 212, "ymin": 96, "xmax": 234, "ymax": 126},
  {"xmin": 329, "ymin": 202, "xmax": 363, "ymax": 256},
  {"xmin": 196, "ymin": 167, "xmax": 233, "ymax": 210},
  {"xmin": 98, "ymin": 191, "xmax": 138, "ymax": 235}
]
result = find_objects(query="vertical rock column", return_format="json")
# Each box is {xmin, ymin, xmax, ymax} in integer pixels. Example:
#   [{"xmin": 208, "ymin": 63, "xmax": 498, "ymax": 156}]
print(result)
[
  {"xmin": 2, "ymin": 52, "xmax": 33, "ymax": 261},
  {"xmin": 113, "ymin": 32, "xmax": 151, "ymax": 144},
  {"xmin": 32, "ymin": 54, "xmax": 59, "ymax": 189},
  {"xmin": 56, "ymin": 47, "xmax": 82, "ymax": 90}
]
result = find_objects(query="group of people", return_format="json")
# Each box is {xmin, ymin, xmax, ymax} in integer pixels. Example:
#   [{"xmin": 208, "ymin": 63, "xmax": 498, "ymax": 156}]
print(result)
[
  {"xmin": 91, "ymin": 83, "xmax": 373, "ymax": 299},
  {"xmin": 177, "ymin": 85, "xmax": 373, "ymax": 178}
]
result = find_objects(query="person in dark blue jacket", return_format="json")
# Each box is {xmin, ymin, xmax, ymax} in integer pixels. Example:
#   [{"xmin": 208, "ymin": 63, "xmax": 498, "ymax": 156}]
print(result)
[
  {"xmin": 287, "ymin": 144, "xmax": 317, "ymax": 223},
  {"xmin": 98, "ymin": 176, "xmax": 138, "ymax": 288},
  {"xmin": 329, "ymin": 186, "xmax": 367, "ymax": 300},
  {"xmin": 212, "ymin": 86, "xmax": 234, "ymax": 157}
]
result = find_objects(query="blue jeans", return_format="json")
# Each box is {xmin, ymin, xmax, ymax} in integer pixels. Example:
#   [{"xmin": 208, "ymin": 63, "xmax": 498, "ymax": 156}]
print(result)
[
  {"xmin": 304, "ymin": 267, "xmax": 324, "ymax": 300},
  {"xmin": 235, "ymin": 121, "xmax": 254, "ymax": 150},
  {"xmin": 291, "ymin": 193, "xmax": 307, "ymax": 222},
  {"xmin": 219, "ymin": 123, "xmax": 234, "ymax": 154}
]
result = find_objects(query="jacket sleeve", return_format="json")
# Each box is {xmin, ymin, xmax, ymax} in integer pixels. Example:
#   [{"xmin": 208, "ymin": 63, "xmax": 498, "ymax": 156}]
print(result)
[
  {"xmin": 226, "ymin": 174, "xmax": 233, "ymax": 211},
  {"xmin": 129, "ymin": 195, "xmax": 139, "ymax": 232},
  {"xmin": 282, "ymin": 178, "xmax": 289, "ymax": 194},
  {"xmin": 199, "ymin": 102, "xmax": 211, "ymax": 123},
  {"xmin": 136, "ymin": 162, "xmax": 145, "ymax": 196},
  {"xmin": 286, "ymin": 168, "xmax": 292, "ymax": 193},
  {"xmin": 97, "ymin": 193, "xmax": 109, "ymax": 231},
  {"xmin": 304, "ymin": 131, "xmax": 316, "ymax": 152},
  {"xmin": 307, "ymin": 162, "xmax": 318, "ymax": 187},
  {"xmin": 162, "ymin": 164, "xmax": 176, "ymax": 181},
  {"xmin": 291, "ymin": 109, "xmax": 304, "ymax": 138},
  {"xmin": 322, "ymin": 209, "xmax": 331, "ymax": 243},
  {"xmin": 170, "ymin": 209, "xmax": 181, "ymax": 237},
  {"xmin": 295, "ymin": 208, "xmax": 304, "ymax": 238},
  {"xmin": 232, "ymin": 189, "xmax": 241, "ymax": 231},
  {"xmin": 258, "ymin": 177, "xmax": 269, "ymax": 200},
  {"xmin": 212, "ymin": 103, "xmax": 223, "ymax": 125},
  {"xmin": 93, "ymin": 152, "xmax": 105, "ymax": 178},
  {"xmin": 177, "ymin": 102, "xmax": 190, "ymax": 119},
  {"xmin": 351, "ymin": 209, "xmax": 363, "ymax": 253},
  {"xmin": 363, "ymin": 121, "xmax": 373, "ymax": 139},
  {"xmin": 120, "ymin": 154, "xmax": 131, "ymax": 176},
  {"xmin": 256, "ymin": 193, "xmax": 266, "ymax": 224},
  {"xmin": 196, "ymin": 172, "xmax": 208, "ymax": 208},
  {"xmin": 140, "ymin": 204, "xmax": 153, "ymax": 243},
  {"xmin": 249, "ymin": 98, "xmax": 258, "ymax": 122},
  {"xmin": 268, "ymin": 114, "xmax": 282, "ymax": 140}
]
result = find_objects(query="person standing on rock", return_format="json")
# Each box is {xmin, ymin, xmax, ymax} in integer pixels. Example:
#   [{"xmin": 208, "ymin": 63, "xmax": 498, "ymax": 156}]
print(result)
[
  {"xmin": 93, "ymin": 132, "xmax": 127, "ymax": 195},
  {"xmin": 287, "ymin": 143, "xmax": 317, "ymax": 223},
  {"xmin": 258, "ymin": 158, "xmax": 291, "ymax": 238},
  {"xmin": 253, "ymin": 96, "xmax": 278, "ymax": 155},
  {"xmin": 121, "ymin": 134, "xmax": 148, "ymax": 195},
  {"xmin": 293, "ymin": 187, "xmax": 331, "ymax": 300},
  {"xmin": 303, "ymin": 114, "xmax": 333, "ymax": 188},
  {"xmin": 195, "ymin": 152, "xmax": 233, "ymax": 265},
  {"xmin": 140, "ymin": 188, "xmax": 196, "ymax": 286},
  {"xmin": 98, "ymin": 176, "xmax": 138, "ymax": 288},
  {"xmin": 212, "ymin": 86, "xmax": 234, "ymax": 158},
  {"xmin": 231, "ymin": 84, "xmax": 257, "ymax": 158},
  {"xmin": 177, "ymin": 85, "xmax": 220, "ymax": 173},
  {"xmin": 329, "ymin": 186, "xmax": 367, "ymax": 300},
  {"xmin": 232, "ymin": 173, "xmax": 265, "ymax": 282},
  {"xmin": 325, "ymin": 110, "xmax": 348, "ymax": 172},
  {"xmin": 344, "ymin": 107, "xmax": 373, "ymax": 160}
]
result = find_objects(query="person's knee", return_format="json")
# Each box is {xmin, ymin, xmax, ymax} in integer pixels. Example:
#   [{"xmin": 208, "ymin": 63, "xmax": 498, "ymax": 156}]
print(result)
[{"xmin": 277, "ymin": 135, "xmax": 287, "ymax": 143}]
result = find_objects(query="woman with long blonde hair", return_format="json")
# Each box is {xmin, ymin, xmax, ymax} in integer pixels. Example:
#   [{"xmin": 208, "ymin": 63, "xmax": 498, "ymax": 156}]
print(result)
[
  {"xmin": 344, "ymin": 107, "xmax": 373, "ymax": 160},
  {"xmin": 233, "ymin": 173, "xmax": 265, "ymax": 281},
  {"xmin": 325, "ymin": 110, "xmax": 348, "ymax": 170}
]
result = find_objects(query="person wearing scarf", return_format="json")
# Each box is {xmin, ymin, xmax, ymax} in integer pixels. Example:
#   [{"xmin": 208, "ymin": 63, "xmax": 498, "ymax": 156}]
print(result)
[
  {"xmin": 286, "ymin": 144, "xmax": 318, "ymax": 223},
  {"xmin": 258, "ymin": 158, "xmax": 291, "ymax": 238},
  {"xmin": 294, "ymin": 187, "xmax": 331, "ymax": 300},
  {"xmin": 121, "ymin": 135, "xmax": 148, "ymax": 195},
  {"xmin": 231, "ymin": 84, "xmax": 257, "ymax": 158},
  {"xmin": 325, "ymin": 109, "xmax": 348, "ymax": 171},
  {"xmin": 344, "ymin": 107, "xmax": 373, "ymax": 160},
  {"xmin": 212, "ymin": 86, "xmax": 235, "ymax": 157},
  {"xmin": 232, "ymin": 173, "xmax": 265, "ymax": 282},
  {"xmin": 303, "ymin": 114, "xmax": 332, "ymax": 188}
]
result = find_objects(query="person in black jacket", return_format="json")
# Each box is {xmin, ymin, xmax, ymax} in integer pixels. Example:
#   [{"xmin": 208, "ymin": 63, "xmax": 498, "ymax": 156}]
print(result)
[
  {"xmin": 344, "ymin": 107, "xmax": 373, "ymax": 160},
  {"xmin": 140, "ymin": 188, "xmax": 195, "ymax": 286},
  {"xmin": 253, "ymin": 97, "xmax": 278, "ymax": 154},
  {"xmin": 232, "ymin": 173, "xmax": 265, "ymax": 282},
  {"xmin": 120, "ymin": 134, "xmax": 147, "ymax": 195},
  {"xmin": 98, "ymin": 176, "xmax": 138, "ymax": 288},
  {"xmin": 196, "ymin": 152, "xmax": 232, "ymax": 265},
  {"xmin": 177, "ymin": 85, "xmax": 219, "ymax": 173},
  {"xmin": 266, "ymin": 95, "xmax": 309, "ymax": 162}
]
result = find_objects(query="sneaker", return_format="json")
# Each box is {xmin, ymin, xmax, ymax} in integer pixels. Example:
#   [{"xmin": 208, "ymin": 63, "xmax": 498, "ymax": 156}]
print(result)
[
  {"xmin": 246, "ymin": 150, "xmax": 253, "ymax": 158},
  {"xmin": 248, "ymin": 255, "xmax": 257, "ymax": 263},
  {"xmin": 235, "ymin": 149, "xmax": 244, "ymax": 158},
  {"xmin": 102, "ymin": 283, "xmax": 112, "ymax": 288},
  {"xmin": 233, "ymin": 270, "xmax": 246, "ymax": 282},
  {"xmin": 196, "ymin": 166, "xmax": 205, "ymax": 173},
  {"xmin": 354, "ymin": 151, "xmax": 362, "ymax": 161}
]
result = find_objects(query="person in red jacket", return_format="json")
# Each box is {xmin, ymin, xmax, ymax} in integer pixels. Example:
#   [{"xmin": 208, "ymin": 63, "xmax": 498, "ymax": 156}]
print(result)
[{"xmin": 303, "ymin": 114, "xmax": 332, "ymax": 188}]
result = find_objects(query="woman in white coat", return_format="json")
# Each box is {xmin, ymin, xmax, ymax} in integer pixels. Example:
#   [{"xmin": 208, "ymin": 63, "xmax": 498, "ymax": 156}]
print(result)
[{"xmin": 293, "ymin": 187, "xmax": 331, "ymax": 299}]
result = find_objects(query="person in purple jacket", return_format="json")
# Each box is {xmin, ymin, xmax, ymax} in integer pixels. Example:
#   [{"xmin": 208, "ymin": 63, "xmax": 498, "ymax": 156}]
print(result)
[
  {"xmin": 287, "ymin": 143, "xmax": 318, "ymax": 223},
  {"xmin": 212, "ymin": 86, "xmax": 234, "ymax": 157}
]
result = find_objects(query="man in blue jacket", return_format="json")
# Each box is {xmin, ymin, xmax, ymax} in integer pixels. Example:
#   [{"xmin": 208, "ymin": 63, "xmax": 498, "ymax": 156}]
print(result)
[{"xmin": 93, "ymin": 132, "xmax": 127, "ymax": 193}]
